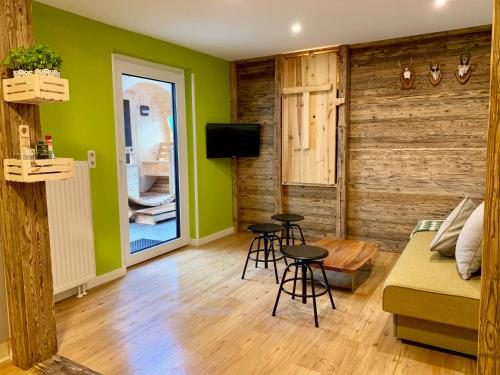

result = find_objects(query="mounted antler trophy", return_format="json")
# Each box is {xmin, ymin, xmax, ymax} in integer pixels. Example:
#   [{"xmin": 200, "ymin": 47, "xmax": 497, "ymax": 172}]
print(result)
[
  {"xmin": 456, "ymin": 53, "xmax": 472, "ymax": 84},
  {"xmin": 398, "ymin": 58, "xmax": 415, "ymax": 90},
  {"xmin": 429, "ymin": 62, "xmax": 442, "ymax": 86}
]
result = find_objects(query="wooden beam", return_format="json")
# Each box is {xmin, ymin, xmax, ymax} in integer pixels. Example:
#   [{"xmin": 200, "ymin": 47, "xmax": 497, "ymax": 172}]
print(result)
[
  {"xmin": 478, "ymin": 1, "xmax": 500, "ymax": 372},
  {"xmin": 336, "ymin": 45, "xmax": 350, "ymax": 240},
  {"xmin": 282, "ymin": 84, "xmax": 332, "ymax": 95},
  {"xmin": 230, "ymin": 62, "xmax": 239, "ymax": 231},
  {"xmin": 273, "ymin": 55, "xmax": 283, "ymax": 214},
  {"xmin": 0, "ymin": 0, "xmax": 58, "ymax": 369}
]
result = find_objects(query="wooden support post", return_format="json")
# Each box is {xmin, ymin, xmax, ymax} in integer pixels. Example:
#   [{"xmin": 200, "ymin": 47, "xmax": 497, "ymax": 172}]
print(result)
[
  {"xmin": 0, "ymin": 0, "xmax": 58, "ymax": 369},
  {"xmin": 230, "ymin": 62, "xmax": 239, "ymax": 231},
  {"xmin": 274, "ymin": 55, "xmax": 283, "ymax": 214},
  {"xmin": 478, "ymin": 0, "xmax": 500, "ymax": 371},
  {"xmin": 336, "ymin": 45, "xmax": 350, "ymax": 240}
]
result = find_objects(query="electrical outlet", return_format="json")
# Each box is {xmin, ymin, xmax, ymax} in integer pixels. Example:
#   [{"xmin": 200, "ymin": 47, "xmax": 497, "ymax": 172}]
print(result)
[{"xmin": 87, "ymin": 150, "xmax": 96, "ymax": 168}]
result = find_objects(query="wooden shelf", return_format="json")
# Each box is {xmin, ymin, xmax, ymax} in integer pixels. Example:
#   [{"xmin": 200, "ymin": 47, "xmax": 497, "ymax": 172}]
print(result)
[
  {"xmin": 4, "ymin": 158, "xmax": 73, "ymax": 183},
  {"xmin": 2, "ymin": 74, "xmax": 69, "ymax": 104}
]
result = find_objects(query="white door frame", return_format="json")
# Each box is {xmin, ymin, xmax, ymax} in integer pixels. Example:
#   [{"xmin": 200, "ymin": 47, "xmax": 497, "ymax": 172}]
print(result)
[{"xmin": 112, "ymin": 54, "xmax": 190, "ymax": 267}]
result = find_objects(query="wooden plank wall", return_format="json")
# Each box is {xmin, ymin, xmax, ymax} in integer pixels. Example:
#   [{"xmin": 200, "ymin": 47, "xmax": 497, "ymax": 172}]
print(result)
[
  {"xmin": 233, "ymin": 27, "xmax": 491, "ymax": 249},
  {"xmin": 348, "ymin": 29, "xmax": 491, "ymax": 250},
  {"xmin": 234, "ymin": 57, "xmax": 336, "ymax": 239},
  {"xmin": 234, "ymin": 58, "xmax": 278, "ymax": 229}
]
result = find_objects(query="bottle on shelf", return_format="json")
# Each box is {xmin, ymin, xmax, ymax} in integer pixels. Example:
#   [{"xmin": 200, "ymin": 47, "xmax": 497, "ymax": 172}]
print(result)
[
  {"xmin": 45, "ymin": 135, "xmax": 55, "ymax": 159},
  {"xmin": 36, "ymin": 141, "xmax": 49, "ymax": 159}
]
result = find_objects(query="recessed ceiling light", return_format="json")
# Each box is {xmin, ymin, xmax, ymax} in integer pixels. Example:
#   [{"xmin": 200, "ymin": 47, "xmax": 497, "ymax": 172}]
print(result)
[
  {"xmin": 291, "ymin": 23, "xmax": 302, "ymax": 34},
  {"xmin": 434, "ymin": 0, "xmax": 447, "ymax": 8}
]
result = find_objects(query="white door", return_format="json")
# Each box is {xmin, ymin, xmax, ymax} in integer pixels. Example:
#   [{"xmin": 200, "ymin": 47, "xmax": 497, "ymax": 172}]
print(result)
[{"xmin": 112, "ymin": 54, "xmax": 189, "ymax": 267}]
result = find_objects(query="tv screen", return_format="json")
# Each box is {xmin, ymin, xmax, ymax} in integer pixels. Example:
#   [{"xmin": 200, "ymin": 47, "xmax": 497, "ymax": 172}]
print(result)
[{"xmin": 206, "ymin": 123, "xmax": 260, "ymax": 158}]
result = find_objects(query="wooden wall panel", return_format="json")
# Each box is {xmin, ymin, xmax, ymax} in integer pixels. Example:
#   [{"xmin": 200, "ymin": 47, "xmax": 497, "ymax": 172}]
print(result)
[
  {"xmin": 348, "ymin": 29, "xmax": 491, "ymax": 250},
  {"xmin": 284, "ymin": 185, "xmax": 336, "ymax": 240},
  {"xmin": 233, "ymin": 27, "xmax": 490, "ymax": 251},
  {"xmin": 235, "ymin": 58, "xmax": 277, "ymax": 229}
]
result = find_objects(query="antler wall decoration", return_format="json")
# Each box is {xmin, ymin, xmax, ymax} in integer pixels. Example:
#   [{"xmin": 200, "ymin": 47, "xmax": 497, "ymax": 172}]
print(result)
[
  {"xmin": 456, "ymin": 53, "xmax": 472, "ymax": 84},
  {"xmin": 429, "ymin": 62, "xmax": 442, "ymax": 86},
  {"xmin": 398, "ymin": 58, "xmax": 416, "ymax": 90}
]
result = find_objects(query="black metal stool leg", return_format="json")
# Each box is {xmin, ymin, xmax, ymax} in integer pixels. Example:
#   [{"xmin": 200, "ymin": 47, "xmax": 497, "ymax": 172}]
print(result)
[
  {"xmin": 272, "ymin": 263, "xmax": 294, "ymax": 316},
  {"xmin": 291, "ymin": 224, "xmax": 306, "ymax": 245},
  {"xmin": 292, "ymin": 263, "xmax": 299, "ymax": 300},
  {"xmin": 255, "ymin": 237, "xmax": 261, "ymax": 268},
  {"xmin": 273, "ymin": 234, "xmax": 288, "ymax": 267},
  {"xmin": 291, "ymin": 228, "xmax": 296, "ymax": 246},
  {"xmin": 264, "ymin": 235, "xmax": 269, "ymax": 269},
  {"xmin": 285, "ymin": 223, "xmax": 291, "ymax": 246},
  {"xmin": 301, "ymin": 262, "xmax": 307, "ymax": 304},
  {"xmin": 270, "ymin": 238, "xmax": 279, "ymax": 284},
  {"xmin": 306, "ymin": 264, "xmax": 319, "ymax": 327},
  {"xmin": 242, "ymin": 236, "xmax": 258, "ymax": 279},
  {"xmin": 319, "ymin": 263, "xmax": 335, "ymax": 309}
]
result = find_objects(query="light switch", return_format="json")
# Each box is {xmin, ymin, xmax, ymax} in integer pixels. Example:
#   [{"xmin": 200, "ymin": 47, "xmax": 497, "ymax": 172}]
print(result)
[{"xmin": 87, "ymin": 150, "xmax": 96, "ymax": 168}]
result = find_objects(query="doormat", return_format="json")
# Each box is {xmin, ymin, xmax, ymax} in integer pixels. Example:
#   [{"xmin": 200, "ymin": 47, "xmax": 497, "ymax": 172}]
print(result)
[
  {"xmin": 130, "ymin": 238, "xmax": 162, "ymax": 253},
  {"xmin": 33, "ymin": 355, "xmax": 101, "ymax": 375}
]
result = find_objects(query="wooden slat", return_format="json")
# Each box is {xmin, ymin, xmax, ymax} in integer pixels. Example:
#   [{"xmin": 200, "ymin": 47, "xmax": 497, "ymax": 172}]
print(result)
[
  {"xmin": 273, "ymin": 55, "xmax": 283, "ymax": 214},
  {"xmin": 478, "ymin": 0, "xmax": 500, "ymax": 371},
  {"xmin": 0, "ymin": 0, "xmax": 58, "ymax": 369},
  {"xmin": 336, "ymin": 45, "xmax": 350, "ymax": 240},
  {"xmin": 282, "ymin": 84, "xmax": 332, "ymax": 95}
]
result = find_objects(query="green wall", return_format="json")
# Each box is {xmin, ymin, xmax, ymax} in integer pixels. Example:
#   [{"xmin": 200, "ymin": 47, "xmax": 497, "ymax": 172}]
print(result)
[{"xmin": 32, "ymin": 3, "xmax": 232, "ymax": 275}]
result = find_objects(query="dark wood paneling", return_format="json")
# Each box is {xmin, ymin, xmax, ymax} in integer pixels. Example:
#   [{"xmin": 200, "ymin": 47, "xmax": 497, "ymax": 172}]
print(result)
[{"xmin": 348, "ymin": 29, "xmax": 491, "ymax": 250}]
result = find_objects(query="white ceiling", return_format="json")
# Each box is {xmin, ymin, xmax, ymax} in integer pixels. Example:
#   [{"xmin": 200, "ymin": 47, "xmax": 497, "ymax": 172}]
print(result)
[{"xmin": 37, "ymin": 0, "xmax": 493, "ymax": 61}]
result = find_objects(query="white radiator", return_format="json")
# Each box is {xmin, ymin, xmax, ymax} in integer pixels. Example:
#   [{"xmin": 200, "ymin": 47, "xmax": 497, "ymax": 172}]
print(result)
[{"xmin": 46, "ymin": 161, "xmax": 96, "ymax": 296}]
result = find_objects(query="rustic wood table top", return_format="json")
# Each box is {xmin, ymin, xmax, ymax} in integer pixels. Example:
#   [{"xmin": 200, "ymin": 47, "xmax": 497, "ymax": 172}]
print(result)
[{"xmin": 311, "ymin": 238, "xmax": 378, "ymax": 274}]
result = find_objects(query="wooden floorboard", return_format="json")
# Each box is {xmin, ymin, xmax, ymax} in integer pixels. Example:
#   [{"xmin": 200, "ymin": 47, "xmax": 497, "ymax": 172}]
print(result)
[{"xmin": 3, "ymin": 233, "xmax": 476, "ymax": 374}]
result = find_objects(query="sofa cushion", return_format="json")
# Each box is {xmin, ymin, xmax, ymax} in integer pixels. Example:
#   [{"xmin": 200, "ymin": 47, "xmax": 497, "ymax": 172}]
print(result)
[
  {"xmin": 383, "ymin": 231, "xmax": 480, "ymax": 330},
  {"xmin": 456, "ymin": 202, "xmax": 484, "ymax": 280},
  {"xmin": 430, "ymin": 196, "xmax": 476, "ymax": 257}
]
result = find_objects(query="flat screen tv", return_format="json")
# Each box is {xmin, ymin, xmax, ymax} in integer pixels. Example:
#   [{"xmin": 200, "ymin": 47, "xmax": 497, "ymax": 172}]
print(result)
[{"xmin": 206, "ymin": 123, "xmax": 260, "ymax": 158}]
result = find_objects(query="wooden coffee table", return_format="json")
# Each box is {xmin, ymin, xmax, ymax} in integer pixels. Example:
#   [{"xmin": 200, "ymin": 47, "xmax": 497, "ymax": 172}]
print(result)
[{"xmin": 312, "ymin": 238, "xmax": 378, "ymax": 291}]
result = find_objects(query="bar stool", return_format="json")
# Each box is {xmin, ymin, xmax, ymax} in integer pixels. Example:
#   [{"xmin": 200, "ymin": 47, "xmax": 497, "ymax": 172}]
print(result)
[
  {"xmin": 271, "ymin": 213, "xmax": 305, "ymax": 246},
  {"xmin": 241, "ymin": 223, "xmax": 286, "ymax": 284},
  {"xmin": 272, "ymin": 245, "xmax": 335, "ymax": 327}
]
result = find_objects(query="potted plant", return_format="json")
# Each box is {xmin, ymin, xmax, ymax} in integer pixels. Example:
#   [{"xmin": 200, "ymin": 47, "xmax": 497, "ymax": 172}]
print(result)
[{"xmin": 3, "ymin": 45, "xmax": 63, "ymax": 78}]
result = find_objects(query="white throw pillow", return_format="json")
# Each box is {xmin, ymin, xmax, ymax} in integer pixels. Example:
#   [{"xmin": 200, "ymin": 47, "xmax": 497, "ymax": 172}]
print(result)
[
  {"xmin": 456, "ymin": 202, "xmax": 484, "ymax": 280},
  {"xmin": 430, "ymin": 196, "xmax": 476, "ymax": 257}
]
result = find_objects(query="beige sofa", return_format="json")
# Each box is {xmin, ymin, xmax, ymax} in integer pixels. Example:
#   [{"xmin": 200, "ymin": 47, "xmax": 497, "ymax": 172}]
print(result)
[{"xmin": 382, "ymin": 231, "xmax": 481, "ymax": 356}]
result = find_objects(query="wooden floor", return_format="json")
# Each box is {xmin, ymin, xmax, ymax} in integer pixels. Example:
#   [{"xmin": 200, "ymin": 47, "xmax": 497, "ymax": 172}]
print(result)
[{"xmin": 2, "ymin": 233, "xmax": 477, "ymax": 374}]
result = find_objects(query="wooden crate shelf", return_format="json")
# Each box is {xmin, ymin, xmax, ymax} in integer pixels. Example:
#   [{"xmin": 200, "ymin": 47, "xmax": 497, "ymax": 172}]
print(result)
[
  {"xmin": 4, "ymin": 158, "xmax": 73, "ymax": 183},
  {"xmin": 2, "ymin": 74, "xmax": 69, "ymax": 104}
]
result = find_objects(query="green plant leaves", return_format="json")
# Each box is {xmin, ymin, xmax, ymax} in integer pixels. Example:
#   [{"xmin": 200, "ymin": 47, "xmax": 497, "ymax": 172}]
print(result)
[{"xmin": 2, "ymin": 44, "xmax": 63, "ymax": 71}]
